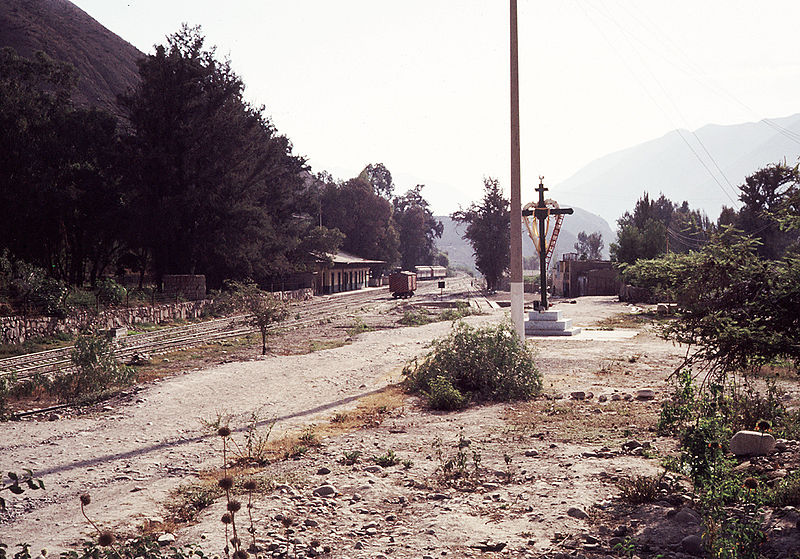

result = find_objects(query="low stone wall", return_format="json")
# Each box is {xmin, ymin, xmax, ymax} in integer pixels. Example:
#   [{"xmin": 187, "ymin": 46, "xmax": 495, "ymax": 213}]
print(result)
[{"xmin": 0, "ymin": 287, "xmax": 313, "ymax": 345}]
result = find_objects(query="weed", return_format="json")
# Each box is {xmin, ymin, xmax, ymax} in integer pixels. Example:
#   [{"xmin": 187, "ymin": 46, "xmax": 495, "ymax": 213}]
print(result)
[
  {"xmin": 402, "ymin": 459, "xmax": 413, "ymax": 470},
  {"xmin": 373, "ymin": 449, "xmax": 401, "ymax": 467},
  {"xmin": 298, "ymin": 427, "xmax": 318, "ymax": 445},
  {"xmin": 612, "ymin": 536, "xmax": 637, "ymax": 558},
  {"xmin": 341, "ymin": 450, "xmax": 362, "ymax": 465},
  {"xmin": 169, "ymin": 482, "xmax": 221, "ymax": 522},
  {"xmin": 768, "ymin": 472, "xmax": 800, "ymax": 507},
  {"xmin": 52, "ymin": 332, "xmax": 135, "ymax": 401},
  {"xmin": 425, "ymin": 375, "xmax": 467, "ymax": 411},
  {"xmin": 346, "ymin": 318, "xmax": 372, "ymax": 337},
  {"xmin": 616, "ymin": 472, "xmax": 664, "ymax": 505},
  {"xmin": 398, "ymin": 309, "xmax": 435, "ymax": 326},
  {"xmin": 433, "ymin": 428, "xmax": 481, "ymax": 482},
  {"xmin": 0, "ymin": 469, "xmax": 44, "ymax": 510}
]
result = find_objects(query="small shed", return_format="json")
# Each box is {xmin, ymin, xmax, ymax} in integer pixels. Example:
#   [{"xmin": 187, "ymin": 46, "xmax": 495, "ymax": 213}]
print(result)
[{"xmin": 550, "ymin": 253, "xmax": 619, "ymax": 298}]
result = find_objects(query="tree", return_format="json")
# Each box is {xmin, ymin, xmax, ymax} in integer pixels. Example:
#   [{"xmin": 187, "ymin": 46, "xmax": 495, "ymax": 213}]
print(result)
[
  {"xmin": 452, "ymin": 178, "xmax": 509, "ymax": 292},
  {"xmin": 611, "ymin": 192, "xmax": 711, "ymax": 264},
  {"xmin": 574, "ymin": 231, "xmax": 604, "ymax": 260},
  {"xmin": 358, "ymin": 163, "xmax": 395, "ymax": 199},
  {"xmin": 393, "ymin": 185, "xmax": 443, "ymax": 270},
  {"xmin": 231, "ymin": 282, "xmax": 290, "ymax": 355},
  {"xmin": 119, "ymin": 25, "xmax": 329, "ymax": 287},
  {"xmin": 734, "ymin": 162, "xmax": 799, "ymax": 259},
  {"xmin": 0, "ymin": 48, "xmax": 126, "ymax": 285},
  {"xmin": 320, "ymin": 173, "xmax": 400, "ymax": 270}
]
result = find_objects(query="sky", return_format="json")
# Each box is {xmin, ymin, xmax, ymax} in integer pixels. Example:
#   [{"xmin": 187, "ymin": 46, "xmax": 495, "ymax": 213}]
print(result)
[{"xmin": 70, "ymin": 0, "xmax": 800, "ymax": 221}]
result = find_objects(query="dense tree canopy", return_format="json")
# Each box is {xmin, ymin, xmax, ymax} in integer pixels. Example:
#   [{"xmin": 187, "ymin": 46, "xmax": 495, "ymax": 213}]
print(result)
[
  {"xmin": 118, "ymin": 25, "xmax": 338, "ymax": 287},
  {"xmin": 393, "ymin": 185, "xmax": 443, "ymax": 270},
  {"xmin": 452, "ymin": 178, "xmax": 509, "ymax": 291},
  {"xmin": 611, "ymin": 193, "xmax": 711, "ymax": 264}
]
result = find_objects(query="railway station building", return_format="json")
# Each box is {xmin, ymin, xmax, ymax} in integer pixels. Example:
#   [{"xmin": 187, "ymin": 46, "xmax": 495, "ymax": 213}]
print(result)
[{"xmin": 315, "ymin": 252, "xmax": 384, "ymax": 295}]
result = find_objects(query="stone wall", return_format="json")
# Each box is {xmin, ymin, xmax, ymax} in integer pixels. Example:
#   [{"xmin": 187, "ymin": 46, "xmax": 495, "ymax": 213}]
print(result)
[{"xmin": 0, "ymin": 287, "xmax": 313, "ymax": 345}]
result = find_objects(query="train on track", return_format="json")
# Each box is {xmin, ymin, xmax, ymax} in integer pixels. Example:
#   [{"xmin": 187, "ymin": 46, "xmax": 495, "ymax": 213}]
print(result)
[{"xmin": 389, "ymin": 265, "xmax": 447, "ymax": 298}]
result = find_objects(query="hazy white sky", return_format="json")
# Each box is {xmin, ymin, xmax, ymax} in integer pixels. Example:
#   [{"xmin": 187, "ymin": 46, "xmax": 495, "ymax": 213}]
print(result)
[{"xmin": 70, "ymin": 0, "xmax": 800, "ymax": 218}]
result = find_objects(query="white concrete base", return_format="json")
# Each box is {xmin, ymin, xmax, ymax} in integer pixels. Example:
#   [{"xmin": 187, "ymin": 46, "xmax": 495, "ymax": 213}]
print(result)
[{"xmin": 525, "ymin": 309, "xmax": 582, "ymax": 336}]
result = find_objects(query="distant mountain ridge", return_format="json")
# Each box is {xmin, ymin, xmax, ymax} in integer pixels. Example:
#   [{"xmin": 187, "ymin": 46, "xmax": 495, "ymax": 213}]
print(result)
[
  {"xmin": 557, "ymin": 114, "xmax": 800, "ymax": 226},
  {"xmin": 0, "ymin": 0, "xmax": 142, "ymax": 115}
]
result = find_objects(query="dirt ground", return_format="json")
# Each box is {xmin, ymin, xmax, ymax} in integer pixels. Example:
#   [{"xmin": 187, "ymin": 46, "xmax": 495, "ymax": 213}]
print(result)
[{"xmin": 2, "ymin": 295, "xmax": 798, "ymax": 558}]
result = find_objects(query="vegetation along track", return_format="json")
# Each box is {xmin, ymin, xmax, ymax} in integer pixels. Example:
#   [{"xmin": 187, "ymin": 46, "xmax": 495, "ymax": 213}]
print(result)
[{"xmin": 0, "ymin": 275, "xmax": 475, "ymax": 386}]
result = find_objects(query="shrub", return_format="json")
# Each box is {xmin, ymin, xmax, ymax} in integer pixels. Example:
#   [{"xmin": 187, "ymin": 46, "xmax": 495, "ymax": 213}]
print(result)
[
  {"xmin": 426, "ymin": 375, "xmax": 467, "ymax": 410},
  {"xmin": 95, "ymin": 277, "xmax": 126, "ymax": 307},
  {"xmin": 617, "ymin": 473, "xmax": 665, "ymax": 505},
  {"xmin": 52, "ymin": 333, "xmax": 135, "ymax": 400},
  {"xmin": 403, "ymin": 321, "xmax": 541, "ymax": 409}
]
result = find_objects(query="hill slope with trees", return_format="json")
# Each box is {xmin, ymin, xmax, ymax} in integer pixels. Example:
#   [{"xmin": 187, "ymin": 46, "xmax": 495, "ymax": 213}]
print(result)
[{"xmin": 0, "ymin": 0, "xmax": 142, "ymax": 114}]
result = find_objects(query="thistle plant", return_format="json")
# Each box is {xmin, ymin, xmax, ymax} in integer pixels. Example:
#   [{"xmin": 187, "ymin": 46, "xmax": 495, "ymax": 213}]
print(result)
[{"xmin": 79, "ymin": 493, "xmax": 120, "ymax": 558}]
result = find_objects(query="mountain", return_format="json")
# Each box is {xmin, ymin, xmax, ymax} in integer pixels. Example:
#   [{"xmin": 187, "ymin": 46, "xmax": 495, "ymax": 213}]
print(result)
[
  {"xmin": 556, "ymin": 114, "xmax": 800, "ymax": 227},
  {"xmin": 0, "ymin": 0, "xmax": 142, "ymax": 115},
  {"xmin": 436, "ymin": 207, "xmax": 615, "ymax": 274}
]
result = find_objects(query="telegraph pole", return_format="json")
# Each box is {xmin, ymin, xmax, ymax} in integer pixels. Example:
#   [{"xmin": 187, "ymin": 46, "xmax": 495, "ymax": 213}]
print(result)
[{"xmin": 509, "ymin": 0, "xmax": 524, "ymax": 340}]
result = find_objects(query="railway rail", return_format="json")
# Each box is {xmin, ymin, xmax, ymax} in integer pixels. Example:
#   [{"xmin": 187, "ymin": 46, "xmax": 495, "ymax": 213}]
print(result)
[{"xmin": 0, "ymin": 275, "xmax": 474, "ymax": 386}]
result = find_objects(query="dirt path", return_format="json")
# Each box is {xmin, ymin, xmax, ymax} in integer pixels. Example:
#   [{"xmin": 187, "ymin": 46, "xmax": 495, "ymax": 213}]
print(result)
[{"xmin": 1, "ymin": 296, "xmax": 692, "ymax": 556}]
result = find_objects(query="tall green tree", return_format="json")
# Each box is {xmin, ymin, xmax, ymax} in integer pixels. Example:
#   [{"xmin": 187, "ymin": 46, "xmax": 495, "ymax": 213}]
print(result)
[
  {"xmin": 393, "ymin": 184, "xmax": 443, "ymax": 270},
  {"xmin": 734, "ymin": 162, "xmax": 799, "ymax": 259},
  {"xmin": 452, "ymin": 178, "xmax": 509, "ymax": 292},
  {"xmin": 574, "ymin": 231, "xmax": 604, "ymax": 260},
  {"xmin": 119, "ymin": 25, "xmax": 331, "ymax": 287},
  {"xmin": 320, "ymin": 173, "xmax": 400, "ymax": 270},
  {"xmin": 0, "ymin": 48, "xmax": 126, "ymax": 285}
]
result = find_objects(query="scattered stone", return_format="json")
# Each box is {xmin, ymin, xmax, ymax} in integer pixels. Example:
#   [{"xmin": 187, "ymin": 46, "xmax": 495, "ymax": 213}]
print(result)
[
  {"xmin": 675, "ymin": 508, "xmax": 700, "ymax": 525},
  {"xmin": 729, "ymin": 430, "xmax": 776, "ymax": 456},
  {"xmin": 304, "ymin": 518, "xmax": 319, "ymax": 527},
  {"xmin": 634, "ymin": 389, "xmax": 655, "ymax": 400},
  {"xmin": 316, "ymin": 467, "xmax": 331, "ymax": 475},
  {"xmin": 681, "ymin": 534, "xmax": 704, "ymax": 556},
  {"xmin": 622, "ymin": 440, "xmax": 642, "ymax": 452},
  {"xmin": 157, "ymin": 534, "xmax": 176, "ymax": 546},
  {"xmin": 567, "ymin": 507, "xmax": 589, "ymax": 520},
  {"xmin": 524, "ymin": 449, "xmax": 539, "ymax": 457},
  {"xmin": 364, "ymin": 465, "xmax": 382, "ymax": 473},
  {"xmin": 611, "ymin": 394, "xmax": 622, "ymax": 401},
  {"xmin": 571, "ymin": 391, "xmax": 586, "ymax": 400},
  {"xmin": 598, "ymin": 395, "xmax": 608, "ymax": 403},
  {"xmin": 612, "ymin": 525, "xmax": 628, "ymax": 537},
  {"xmin": 312, "ymin": 485, "xmax": 337, "ymax": 497},
  {"xmin": 48, "ymin": 414, "xmax": 61, "ymax": 421},
  {"xmin": 470, "ymin": 541, "xmax": 506, "ymax": 552},
  {"xmin": 623, "ymin": 393, "xmax": 633, "ymax": 401}
]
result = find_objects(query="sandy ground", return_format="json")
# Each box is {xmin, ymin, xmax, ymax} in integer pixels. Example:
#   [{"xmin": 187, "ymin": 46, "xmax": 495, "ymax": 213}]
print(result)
[{"xmin": 2, "ymin": 296, "xmax": 797, "ymax": 558}]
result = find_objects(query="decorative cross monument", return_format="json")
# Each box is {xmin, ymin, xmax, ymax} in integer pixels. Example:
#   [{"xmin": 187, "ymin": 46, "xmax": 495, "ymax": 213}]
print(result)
[
  {"xmin": 522, "ymin": 178, "xmax": 581, "ymax": 337},
  {"xmin": 523, "ymin": 177, "xmax": 574, "ymax": 310}
]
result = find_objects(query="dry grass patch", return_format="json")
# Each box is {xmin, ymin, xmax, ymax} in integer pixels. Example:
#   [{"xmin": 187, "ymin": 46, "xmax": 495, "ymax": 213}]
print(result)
[
  {"xmin": 504, "ymin": 399, "xmax": 659, "ymax": 445},
  {"xmin": 594, "ymin": 310, "xmax": 667, "ymax": 329}
]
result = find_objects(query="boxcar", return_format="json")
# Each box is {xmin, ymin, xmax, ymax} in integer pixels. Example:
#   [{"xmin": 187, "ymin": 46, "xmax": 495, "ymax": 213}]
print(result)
[{"xmin": 389, "ymin": 271, "xmax": 417, "ymax": 298}]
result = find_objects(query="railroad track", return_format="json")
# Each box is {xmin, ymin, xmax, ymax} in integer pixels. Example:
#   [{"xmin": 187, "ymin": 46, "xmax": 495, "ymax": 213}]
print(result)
[{"xmin": 0, "ymin": 276, "xmax": 475, "ymax": 384}]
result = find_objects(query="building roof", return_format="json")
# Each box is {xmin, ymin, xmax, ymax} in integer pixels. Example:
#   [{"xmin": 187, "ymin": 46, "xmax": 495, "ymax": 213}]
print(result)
[{"xmin": 317, "ymin": 251, "xmax": 385, "ymax": 266}]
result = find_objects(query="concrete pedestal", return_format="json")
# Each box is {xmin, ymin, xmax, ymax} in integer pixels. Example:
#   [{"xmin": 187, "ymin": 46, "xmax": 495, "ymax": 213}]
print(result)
[{"xmin": 524, "ymin": 309, "xmax": 581, "ymax": 337}]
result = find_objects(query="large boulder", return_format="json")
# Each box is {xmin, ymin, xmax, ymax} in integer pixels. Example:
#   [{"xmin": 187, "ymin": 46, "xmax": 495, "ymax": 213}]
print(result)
[{"xmin": 729, "ymin": 430, "xmax": 776, "ymax": 456}]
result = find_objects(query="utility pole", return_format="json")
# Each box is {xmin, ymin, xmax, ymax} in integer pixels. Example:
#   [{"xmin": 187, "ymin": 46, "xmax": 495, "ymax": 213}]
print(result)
[{"xmin": 509, "ymin": 0, "xmax": 524, "ymax": 340}]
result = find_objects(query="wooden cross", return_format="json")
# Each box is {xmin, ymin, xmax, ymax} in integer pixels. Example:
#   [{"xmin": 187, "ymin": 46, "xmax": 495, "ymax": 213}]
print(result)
[{"xmin": 522, "ymin": 177, "xmax": 573, "ymax": 310}]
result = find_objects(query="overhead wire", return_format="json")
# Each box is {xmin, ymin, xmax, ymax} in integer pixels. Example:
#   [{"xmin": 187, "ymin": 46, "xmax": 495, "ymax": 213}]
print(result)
[
  {"xmin": 582, "ymin": 0, "xmax": 741, "ymax": 207},
  {"xmin": 610, "ymin": 0, "xmax": 800, "ymax": 149}
]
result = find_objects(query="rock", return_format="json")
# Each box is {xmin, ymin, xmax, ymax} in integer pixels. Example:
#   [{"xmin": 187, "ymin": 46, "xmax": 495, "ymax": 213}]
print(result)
[
  {"xmin": 316, "ymin": 467, "xmax": 331, "ymax": 475},
  {"xmin": 312, "ymin": 485, "xmax": 337, "ymax": 497},
  {"xmin": 48, "ymin": 414, "xmax": 61, "ymax": 421},
  {"xmin": 304, "ymin": 518, "xmax": 319, "ymax": 527},
  {"xmin": 571, "ymin": 391, "xmax": 586, "ymax": 400},
  {"xmin": 681, "ymin": 534, "xmax": 704, "ymax": 556},
  {"xmin": 611, "ymin": 394, "xmax": 622, "ymax": 401},
  {"xmin": 635, "ymin": 389, "xmax": 655, "ymax": 400},
  {"xmin": 470, "ymin": 541, "xmax": 506, "ymax": 552},
  {"xmin": 598, "ymin": 395, "xmax": 608, "ymax": 403},
  {"xmin": 675, "ymin": 508, "xmax": 700, "ymax": 525},
  {"xmin": 567, "ymin": 507, "xmax": 589, "ymax": 519},
  {"xmin": 623, "ymin": 393, "xmax": 633, "ymax": 401},
  {"xmin": 157, "ymin": 534, "xmax": 176, "ymax": 546},
  {"xmin": 729, "ymin": 430, "xmax": 776, "ymax": 456},
  {"xmin": 622, "ymin": 440, "xmax": 643, "ymax": 452},
  {"xmin": 612, "ymin": 525, "xmax": 628, "ymax": 537},
  {"xmin": 524, "ymin": 449, "xmax": 539, "ymax": 457},
  {"xmin": 364, "ymin": 465, "xmax": 382, "ymax": 473}
]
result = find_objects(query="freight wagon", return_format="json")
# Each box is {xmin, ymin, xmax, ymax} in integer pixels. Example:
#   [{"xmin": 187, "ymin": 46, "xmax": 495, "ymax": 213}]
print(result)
[{"xmin": 389, "ymin": 271, "xmax": 417, "ymax": 298}]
